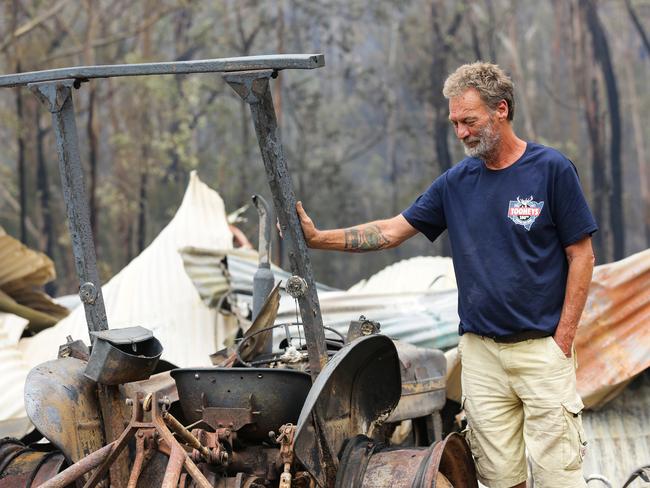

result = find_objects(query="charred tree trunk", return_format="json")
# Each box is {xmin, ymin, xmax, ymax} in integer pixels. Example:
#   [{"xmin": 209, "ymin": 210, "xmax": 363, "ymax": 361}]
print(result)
[
  {"xmin": 430, "ymin": 0, "xmax": 463, "ymax": 256},
  {"xmin": 83, "ymin": 0, "xmax": 100, "ymax": 256},
  {"xmin": 16, "ymin": 79, "xmax": 27, "ymax": 245},
  {"xmin": 485, "ymin": 0, "xmax": 498, "ymax": 62},
  {"xmin": 275, "ymin": 0, "xmax": 285, "ymax": 267},
  {"xmin": 625, "ymin": 0, "xmax": 650, "ymax": 55},
  {"xmin": 137, "ymin": 167, "xmax": 148, "ymax": 253},
  {"xmin": 582, "ymin": 0, "xmax": 624, "ymax": 260},
  {"xmin": 430, "ymin": 2, "xmax": 461, "ymax": 175},
  {"xmin": 625, "ymin": 0, "xmax": 650, "ymax": 246},
  {"xmin": 571, "ymin": 1, "xmax": 608, "ymax": 261},
  {"xmin": 137, "ymin": 0, "xmax": 153, "ymax": 255},
  {"xmin": 586, "ymin": 78, "xmax": 607, "ymax": 260},
  {"xmin": 386, "ymin": 15, "xmax": 401, "ymax": 217},
  {"xmin": 467, "ymin": 9, "xmax": 483, "ymax": 61},
  {"xmin": 7, "ymin": 1, "xmax": 27, "ymax": 245}
]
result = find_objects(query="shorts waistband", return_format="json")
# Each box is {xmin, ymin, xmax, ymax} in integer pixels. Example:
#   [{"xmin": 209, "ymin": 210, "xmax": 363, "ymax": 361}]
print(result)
[{"xmin": 490, "ymin": 330, "xmax": 550, "ymax": 344}]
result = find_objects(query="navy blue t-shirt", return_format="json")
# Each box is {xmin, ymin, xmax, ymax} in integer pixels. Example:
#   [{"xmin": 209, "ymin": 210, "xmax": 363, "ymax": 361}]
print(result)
[{"xmin": 402, "ymin": 143, "xmax": 598, "ymax": 337}]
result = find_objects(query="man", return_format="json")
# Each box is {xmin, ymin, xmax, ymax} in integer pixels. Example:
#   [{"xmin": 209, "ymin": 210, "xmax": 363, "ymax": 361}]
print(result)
[{"xmin": 296, "ymin": 62, "xmax": 596, "ymax": 488}]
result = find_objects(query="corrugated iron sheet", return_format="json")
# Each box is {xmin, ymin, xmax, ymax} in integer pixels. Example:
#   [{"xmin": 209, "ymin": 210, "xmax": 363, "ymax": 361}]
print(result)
[
  {"xmin": 276, "ymin": 289, "xmax": 460, "ymax": 351},
  {"xmin": 576, "ymin": 248, "xmax": 650, "ymax": 409},
  {"xmin": 582, "ymin": 370, "xmax": 650, "ymax": 487},
  {"xmin": 348, "ymin": 255, "xmax": 456, "ymax": 293},
  {"xmin": 0, "ymin": 227, "xmax": 54, "ymax": 286},
  {"xmin": 0, "ymin": 229, "xmax": 68, "ymax": 329},
  {"xmin": 179, "ymin": 247, "xmax": 336, "ymax": 308}
]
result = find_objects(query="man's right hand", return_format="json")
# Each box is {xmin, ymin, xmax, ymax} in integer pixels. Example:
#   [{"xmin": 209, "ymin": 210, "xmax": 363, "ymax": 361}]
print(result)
[
  {"xmin": 294, "ymin": 203, "xmax": 417, "ymax": 252},
  {"xmin": 296, "ymin": 201, "xmax": 319, "ymax": 247}
]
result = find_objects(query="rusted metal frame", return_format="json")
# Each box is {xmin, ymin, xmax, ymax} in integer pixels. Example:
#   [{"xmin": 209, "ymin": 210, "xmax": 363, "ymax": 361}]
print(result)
[
  {"xmin": 224, "ymin": 69, "xmax": 328, "ymax": 378},
  {"xmin": 81, "ymin": 418, "xmax": 138, "ymax": 488},
  {"xmin": 28, "ymin": 79, "xmax": 108, "ymax": 335},
  {"xmin": 160, "ymin": 446, "xmax": 186, "ymax": 488},
  {"xmin": 0, "ymin": 54, "xmax": 325, "ymax": 88},
  {"xmin": 162, "ymin": 411, "xmax": 211, "ymax": 461},
  {"xmin": 38, "ymin": 391, "xmax": 215, "ymax": 488},
  {"xmin": 36, "ymin": 441, "xmax": 117, "ymax": 488},
  {"xmin": 151, "ymin": 405, "xmax": 212, "ymax": 488},
  {"xmin": 96, "ymin": 384, "xmax": 131, "ymax": 486},
  {"xmin": 126, "ymin": 430, "xmax": 149, "ymax": 488},
  {"xmin": 181, "ymin": 456, "xmax": 214, "ymax": 488}
]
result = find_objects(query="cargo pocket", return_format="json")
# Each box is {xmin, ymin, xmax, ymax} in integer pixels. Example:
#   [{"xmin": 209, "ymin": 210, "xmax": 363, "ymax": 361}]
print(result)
[
  {"xmin": 562, "ymin": 398, "xmax": 587, "ymax": 470},
  {"xmin": 462, "ymin": 425, "xmax": 481, "ymax": 461},
  {"xmin": 461, "ymin": 396, "xmax": 483, "ymax": 465},
  {"xmin": 458, "ymin": 334, "xmax": 465, "ymax": 359}
]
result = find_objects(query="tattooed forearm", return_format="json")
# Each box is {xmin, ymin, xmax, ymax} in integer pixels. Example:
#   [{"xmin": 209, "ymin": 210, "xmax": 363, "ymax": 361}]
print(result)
[{"xmin": 344, "ymin": 224, "xmax": 391, "ymax": 252}]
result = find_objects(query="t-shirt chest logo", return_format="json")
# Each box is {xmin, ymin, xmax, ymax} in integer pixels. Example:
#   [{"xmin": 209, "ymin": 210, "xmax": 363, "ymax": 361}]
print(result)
[{"xmin": 507, "ymin": 195, "xmax": 544, "ymax": 231}]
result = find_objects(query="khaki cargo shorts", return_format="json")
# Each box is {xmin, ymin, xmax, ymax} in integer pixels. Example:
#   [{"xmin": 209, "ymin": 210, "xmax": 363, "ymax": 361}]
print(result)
[{"xmin": 459, "ymin": 333, "xmax": 587, "ymax": 488}]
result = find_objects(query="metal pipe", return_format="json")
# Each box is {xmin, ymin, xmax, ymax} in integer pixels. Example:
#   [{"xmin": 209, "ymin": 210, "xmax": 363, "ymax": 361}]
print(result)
[
  {"xmin": 160, "ymin": 446, "xmax": 184, "ymax": 488},
  {"xmin": 29, "ymin": 80, "xmax": 108, "ymax": 336},
  {"xmin": 183, "ymin": 458, "xmax": 214, "ymax": 488},
  {"xmin": 0, "ymin": 54, "xmax": 325, "ymax": 88},
  {"xmin": 36, "ymin": 441, "xmax": 115, "ymax": 488},
  {"xmin": 252, "ymin": 194, "xmax": 272, "ymax": 267},
  {"xmin": 153, "ymin": 410, "xmax": 213, "ymax": 488},
  {"xmin": 251, "ymin": 194, "xmax": 275, "ymax": 338},
  {"xmin": 162, "ymin": 412, "xmax": 211, "ymax": 461},
  {"xmin": 224, "ymin": 70, "xmax": 328, "ymax": 378},
  {"xmin": 126, "ymin": 433, "xmax": 146, "ymax": 488}
]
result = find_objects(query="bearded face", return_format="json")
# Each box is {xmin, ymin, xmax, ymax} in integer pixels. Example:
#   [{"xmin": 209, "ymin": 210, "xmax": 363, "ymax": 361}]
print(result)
[{"xmin": 462, "ymin": 114, "xmax": 501, "ymax": 160}]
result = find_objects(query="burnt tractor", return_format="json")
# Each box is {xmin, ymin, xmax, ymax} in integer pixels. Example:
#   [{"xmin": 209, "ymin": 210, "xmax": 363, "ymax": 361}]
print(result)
[{"xmin": 0, "ymin": 54, "xmax": 477, "ymax": 487}]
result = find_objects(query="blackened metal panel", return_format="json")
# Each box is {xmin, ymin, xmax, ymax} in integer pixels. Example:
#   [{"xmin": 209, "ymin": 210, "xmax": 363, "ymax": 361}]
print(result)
[
  {"xmin": 387, "ymin": 340, "xmax": 447, "ymax": 422},
  {"xmin": 29, "ymin": 80, "xmax": 108, "ymax": 334},
  {"xmin": 293, "ymin": 335, "xmax": 402, "ymax": 487},
  {"xmin": 24, "ymin": 358, "xmax": 105, "ymax": 464}
]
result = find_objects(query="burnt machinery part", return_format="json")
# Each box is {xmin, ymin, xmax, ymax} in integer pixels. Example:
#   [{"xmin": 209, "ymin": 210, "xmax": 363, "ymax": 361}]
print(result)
[
  {"xmin": 23, "ymin": 357, "xmax": 105, "ymax": 464},
  {"xmin": 335, "ymin": 433, "xmax": 478, "ymax": 488},
  {"xmin": 346, "ymin": 316, "xmax": 381, "ymax": 342},
  {"xmin": 0, "ymin": 439, "xmax": 67, "ymax": 488},
  {"xmin": 235, "ymin": 322, "xmax": 345, "ymax": 367},
  {"xmin": 388, "ymin": 341, "xmax": 447, "ymax": 424},
  {"xmin": 293, "ymin": 335, "xmax": 402, "ymax": 488},
  {"xmin": 85, "ymin": 326, "xmax": 163, "ymax": 384},
  {"xmin": 170, "ymin": 368, "xmax": 311, "ymax": 442}
]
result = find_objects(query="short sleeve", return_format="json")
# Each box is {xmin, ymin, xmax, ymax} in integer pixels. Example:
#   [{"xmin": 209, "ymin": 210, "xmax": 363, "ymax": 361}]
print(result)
[
  {"xmin": 552, "ymin": 161, "xmax": 598, "ymax": 247},
  {"xmin": 402, "ymin": 175, "xmax": 447, "ymax": 242}
]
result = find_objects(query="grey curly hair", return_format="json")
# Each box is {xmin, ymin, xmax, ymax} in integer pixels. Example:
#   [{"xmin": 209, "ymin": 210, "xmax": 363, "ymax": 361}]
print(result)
[{"xmin": 443, "ymin": 62, "xmax": 515, "ymax": 121}]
